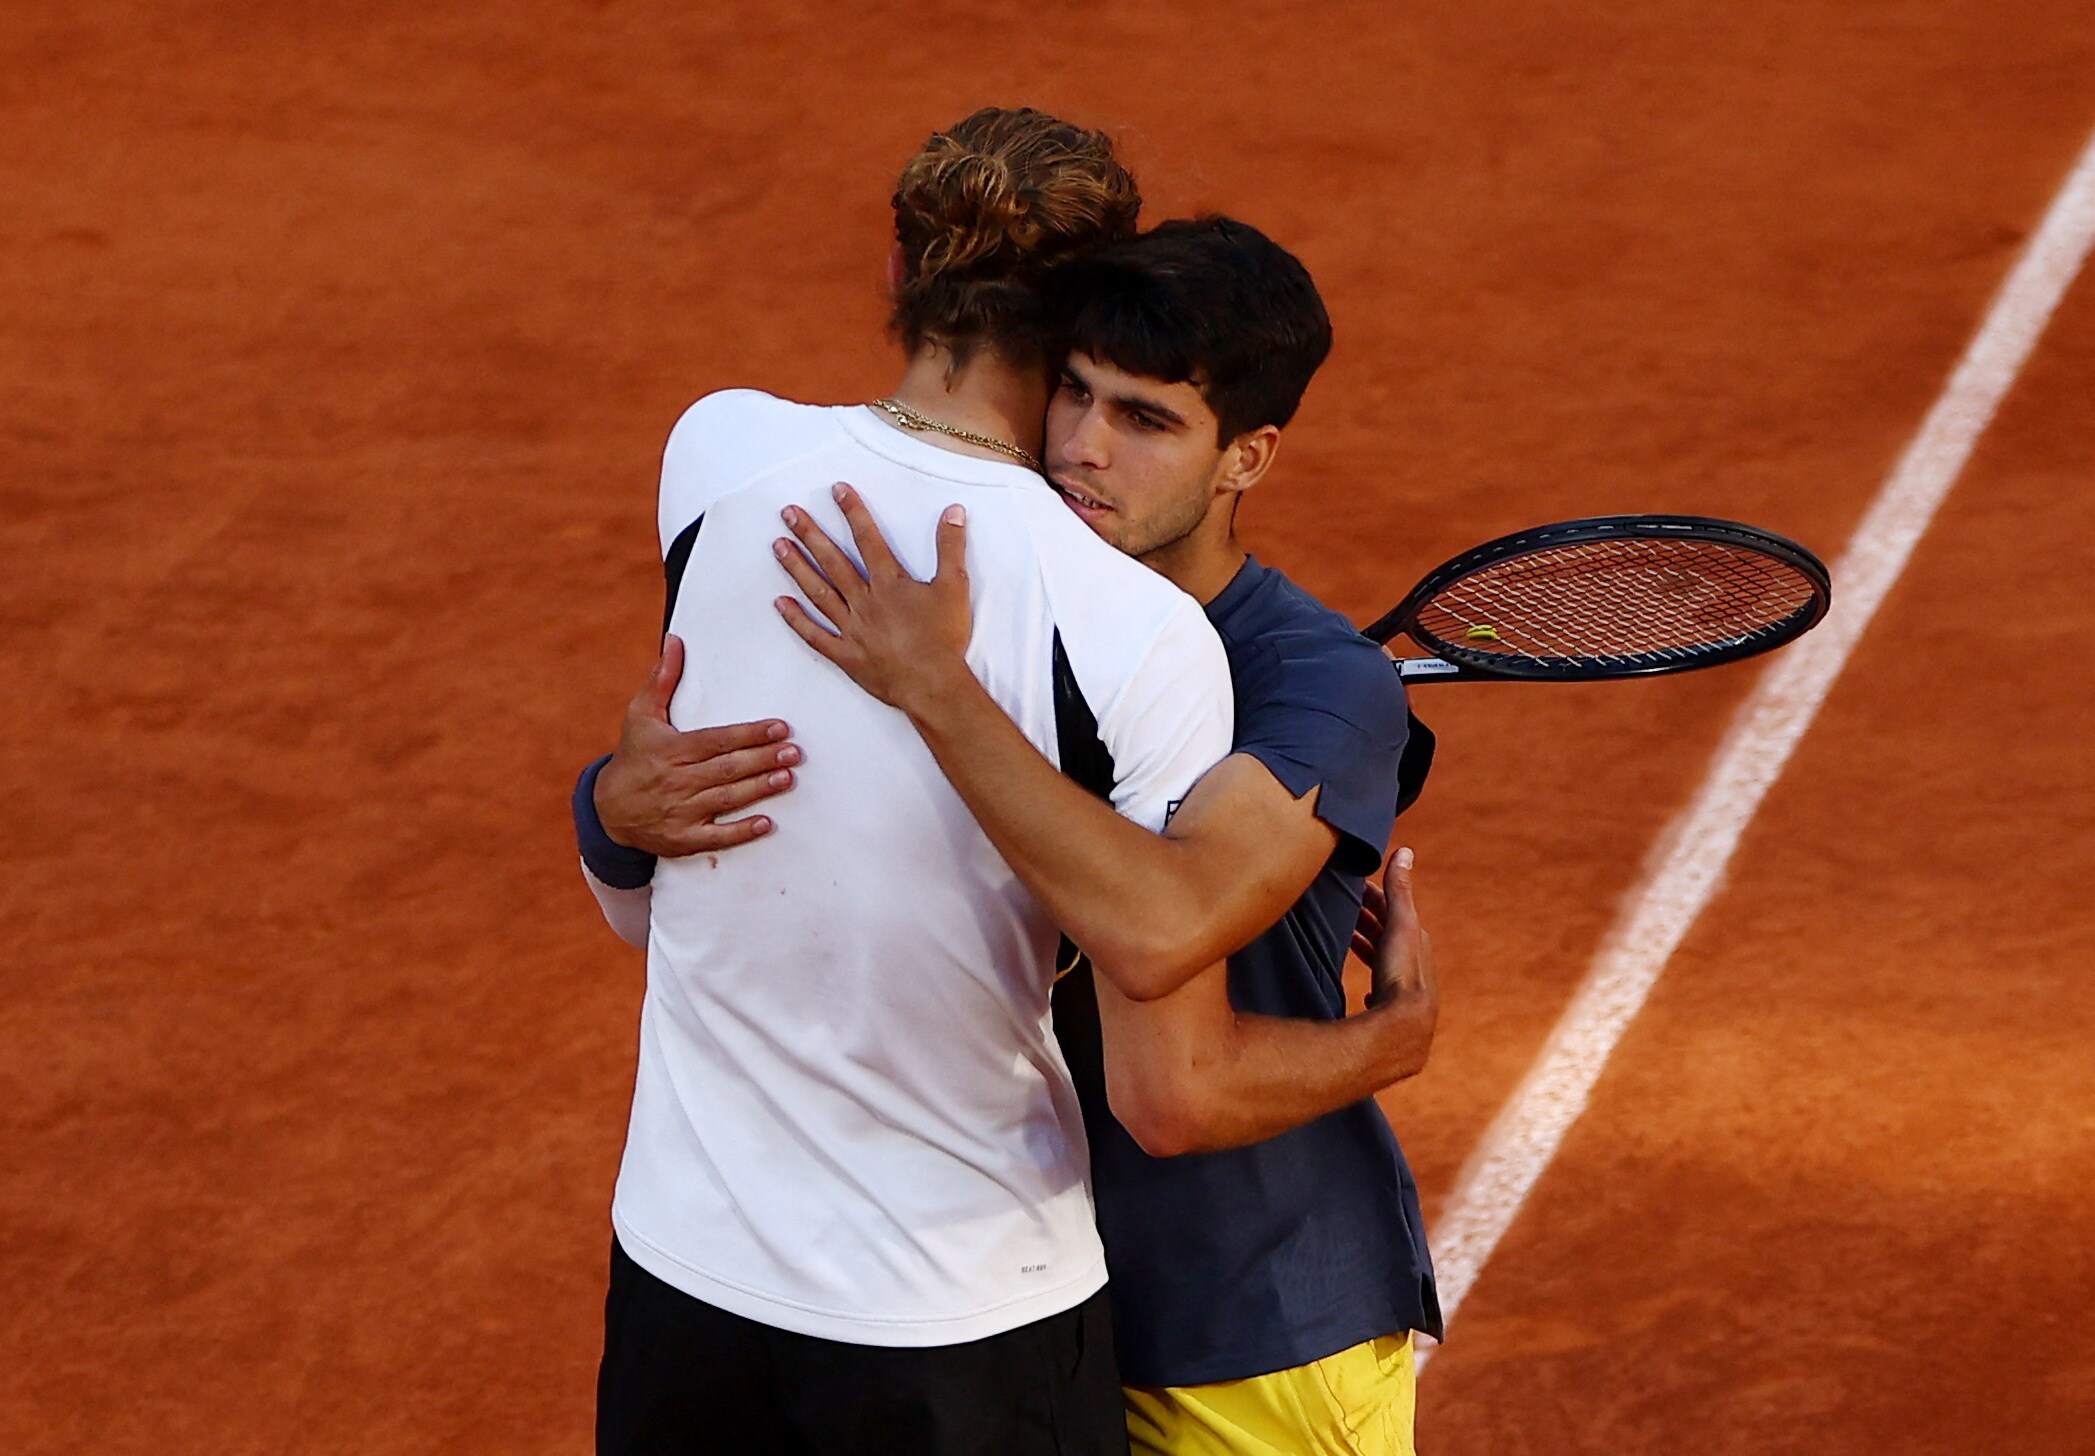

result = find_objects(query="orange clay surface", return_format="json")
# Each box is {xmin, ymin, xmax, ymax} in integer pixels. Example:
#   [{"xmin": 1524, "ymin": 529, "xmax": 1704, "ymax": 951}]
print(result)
[{"xmin": 5, "ymin": 4, "xmax": 2094, "ymax": 1452}]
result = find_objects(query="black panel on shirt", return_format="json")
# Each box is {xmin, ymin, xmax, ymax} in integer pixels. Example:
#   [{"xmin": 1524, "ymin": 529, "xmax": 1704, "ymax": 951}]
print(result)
[
  {"xmin": 1047, "ymin": 630, "xmax": 1116, "ymax": 1167},
  {"xmin": 661, "ymin": 512, "xmax": 705, "ymax": 637}
]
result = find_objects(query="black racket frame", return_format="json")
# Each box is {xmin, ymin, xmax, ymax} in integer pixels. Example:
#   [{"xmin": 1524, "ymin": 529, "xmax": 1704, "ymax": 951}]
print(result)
[{"xmin": 1365, "ymin": 514, "xmax": 1833, "ymax": 683}]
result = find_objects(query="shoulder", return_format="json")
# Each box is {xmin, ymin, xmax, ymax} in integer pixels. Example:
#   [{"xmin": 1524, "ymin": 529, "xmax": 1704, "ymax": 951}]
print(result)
[
  {"xmin": 1022, "ymin": 491, "xmax": 1209, "ymax": 633},
  {"xmin": 1221, "ymin": 572, "xmax": 1409, "ymax": 870},
  {"xmin": 664, "ymin": 387, "xmax": 821, "ymax": 450},
  {"xmin": 658, "ymin": 389, "xmax": 849, "ymax": 552},
  {"xmin": 1137, "ymin": 591, "xmax": 1233, "ymax": 700},
  {"xmin": 1226, "ymin": 571, "xmax": 1407, "ymax": 746},
  {"xmin": 1025, "ymin": 498, "xmax": 1230, "ymax": 713}
]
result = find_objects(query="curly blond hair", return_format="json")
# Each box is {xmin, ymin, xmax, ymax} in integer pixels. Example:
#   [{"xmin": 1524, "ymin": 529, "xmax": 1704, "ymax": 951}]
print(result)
[{"xmin": 890, "ymin": 107, "xmax": 1140, "ymax": 368}]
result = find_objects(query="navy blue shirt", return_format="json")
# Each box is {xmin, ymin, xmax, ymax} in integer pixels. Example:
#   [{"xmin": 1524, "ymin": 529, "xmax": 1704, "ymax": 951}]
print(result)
[
  {"xmin": 1076, "ymin": 556, "xmax": 1440, "ymax": 1386},
  {"xmin": 571, "ymin": 555, "xmax": 1440, "ymax": 1385}
]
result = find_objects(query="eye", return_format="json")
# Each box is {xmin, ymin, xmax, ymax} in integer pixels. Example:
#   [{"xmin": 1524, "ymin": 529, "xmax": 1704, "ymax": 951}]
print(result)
[
  {"xmin": 1129, "ymin": 411, "xmax": 1165, "ymax": 433},
  {"xmin": 1058, "ymin": 374, "xmax": 1091, "ymax": 403}
]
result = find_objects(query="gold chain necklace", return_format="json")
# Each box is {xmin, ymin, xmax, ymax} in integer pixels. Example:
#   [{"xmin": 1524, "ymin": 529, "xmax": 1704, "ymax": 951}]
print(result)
[{"xmin": 870, "ymin": 397, "xmax": 1041, "ymax": 471}]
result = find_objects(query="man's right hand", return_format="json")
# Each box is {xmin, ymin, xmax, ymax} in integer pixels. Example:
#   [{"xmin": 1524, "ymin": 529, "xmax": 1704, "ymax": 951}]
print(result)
[{"xmin": 594, "ymin": 635, "xmax": 801, "ymax": 857}]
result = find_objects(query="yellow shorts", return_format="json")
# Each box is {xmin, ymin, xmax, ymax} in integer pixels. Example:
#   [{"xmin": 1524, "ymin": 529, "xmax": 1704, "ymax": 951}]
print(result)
[{"xmin": 1123, "ymin": 1332, "xmax": 1416, "ymax": 1456}]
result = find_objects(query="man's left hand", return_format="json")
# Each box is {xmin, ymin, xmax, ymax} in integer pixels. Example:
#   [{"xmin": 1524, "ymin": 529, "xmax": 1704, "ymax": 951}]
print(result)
[{"xmin": 772, "ymin": 482, "xmax": 973, "ymax": 712}]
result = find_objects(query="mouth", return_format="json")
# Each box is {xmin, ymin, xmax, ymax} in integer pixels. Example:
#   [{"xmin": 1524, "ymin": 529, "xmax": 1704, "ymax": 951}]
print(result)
[{"xmin": 1051, "ymin": 475, "xmax": 1114, "ymax": 524}]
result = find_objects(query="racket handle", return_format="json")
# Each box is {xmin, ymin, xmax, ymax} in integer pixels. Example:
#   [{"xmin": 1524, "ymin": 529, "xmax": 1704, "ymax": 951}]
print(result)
[{"xmin": 1394, "ymin": 658, "xmax": 1463, "ymax": 681}]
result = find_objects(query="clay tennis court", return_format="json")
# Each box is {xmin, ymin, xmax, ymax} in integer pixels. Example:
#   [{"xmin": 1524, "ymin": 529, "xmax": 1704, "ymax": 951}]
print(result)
[{"xmin": 8, "ymin": 3, "xmax": 2095, "ymax": 1451}]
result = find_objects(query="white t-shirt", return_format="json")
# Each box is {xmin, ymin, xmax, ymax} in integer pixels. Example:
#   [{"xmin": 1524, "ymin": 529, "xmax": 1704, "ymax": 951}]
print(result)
[{"xmin": 610, "ymin": 390, "xmax": 1235, "ymax": 1346}]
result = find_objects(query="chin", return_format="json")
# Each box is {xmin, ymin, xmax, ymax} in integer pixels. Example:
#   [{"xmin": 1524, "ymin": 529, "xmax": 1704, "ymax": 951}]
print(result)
[
  {"xmin": 1081, "ymin": 516, "xmax": 1129, "ymax": 550},
  {"xmin": 1055, "ymin": 492, "xmax": 1123, "ymax": 548}
]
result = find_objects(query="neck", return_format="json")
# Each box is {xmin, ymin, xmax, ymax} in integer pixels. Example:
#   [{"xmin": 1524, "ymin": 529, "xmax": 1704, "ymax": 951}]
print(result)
[
  {"xmin": 882, "ymin": 346, "xmax": 1050, "ymax": 466},
  {"xmin": 1137, "ymin": 506, "xmax": 1248, "ymax": 605}
]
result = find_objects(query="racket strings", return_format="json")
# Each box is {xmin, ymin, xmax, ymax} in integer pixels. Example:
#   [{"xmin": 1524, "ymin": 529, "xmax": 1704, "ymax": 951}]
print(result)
[
  {"xmin": 1433, "ymin": 565, "xmax": 1793, "ymax": 658},
  {"xmin": 1415, "ymin": 538, "xmax": 1819, "ymax": 666}
]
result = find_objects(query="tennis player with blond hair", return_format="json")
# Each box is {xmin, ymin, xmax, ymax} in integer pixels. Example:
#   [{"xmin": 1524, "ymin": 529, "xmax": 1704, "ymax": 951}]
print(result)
[{"xmin": 586, "ymin": 108, "xmax": 1231, "ymax": 1456}]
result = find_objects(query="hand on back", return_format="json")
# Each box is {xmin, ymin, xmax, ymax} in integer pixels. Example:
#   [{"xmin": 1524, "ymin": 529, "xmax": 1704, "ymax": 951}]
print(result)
[
  {"xmin": 772, "ymin": 482, "xmax": 974, "ymax": 713},
  {"xmin": 594, "ymin": 635, "xmax": 802, "ymax": 857}
]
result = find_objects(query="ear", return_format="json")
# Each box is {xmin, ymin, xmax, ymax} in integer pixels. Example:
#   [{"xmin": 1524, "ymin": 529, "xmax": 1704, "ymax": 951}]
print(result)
[
  {"xmin": 886, "ymin": 244, "xmax": 906, "ymax": 295},
  {"xmin": 1215, "ymin": 425, "xmax": 1282, "ymax": 501}
]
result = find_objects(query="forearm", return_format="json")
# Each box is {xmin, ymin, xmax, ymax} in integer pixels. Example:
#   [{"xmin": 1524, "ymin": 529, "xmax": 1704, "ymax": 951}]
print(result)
[
  {"xmin": 1101, "ymin": 983, "xmax": 1435, "ymax": 1157},
  {"xmin": 1184, "ymin": 1003, "xmax": 1434, "ymax": 1151},
  {"xmin": 574, "ymin": 756, "xmax": 656, "ymax": 947},
  {"xmin": 582, "ymin": 861, "xmax": 653, "ymax": 948},
  {"xmin": 902, "ymin": 666, "xmax": 1224, "ymax": 998}
]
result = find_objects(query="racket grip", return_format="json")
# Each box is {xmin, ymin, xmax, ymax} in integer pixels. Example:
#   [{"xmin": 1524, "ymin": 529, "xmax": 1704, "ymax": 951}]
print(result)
[{"xmin": 1394, "ymin": 658, "xmax": 1462, "ymax": 681}]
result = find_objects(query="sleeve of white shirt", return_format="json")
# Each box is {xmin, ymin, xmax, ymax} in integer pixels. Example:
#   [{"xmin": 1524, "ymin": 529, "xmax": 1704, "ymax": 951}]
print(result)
[
  {"xmin": 656, "ymin": 391, "xmax": 739, "ymax": 554},
  {"xmin": 655, "ymin": 388, "xmax": 826, "ymax": 555},
  {"xmin": 1097, "ymin": 599, "xmax": 1236, "ymax": 833}
]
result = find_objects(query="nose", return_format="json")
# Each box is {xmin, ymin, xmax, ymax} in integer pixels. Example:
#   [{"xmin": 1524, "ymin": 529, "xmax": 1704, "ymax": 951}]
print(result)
[{"xmin": 1057, "ymin": 404, "xmax": 1111, "ymax": 471}]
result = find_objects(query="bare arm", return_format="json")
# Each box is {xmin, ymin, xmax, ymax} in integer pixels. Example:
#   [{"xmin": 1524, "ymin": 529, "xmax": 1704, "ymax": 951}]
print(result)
[
  {"xmin": 582, "ymin": 862, "xmax": 654, "ymax": 949},
  {"xmin": 773, "ymin": 486, "xmax": 1338, "ymax": 1001},
  {"xmin": 1099, "ymin": 849, "xmax": 1439, "ymax": 1156}
]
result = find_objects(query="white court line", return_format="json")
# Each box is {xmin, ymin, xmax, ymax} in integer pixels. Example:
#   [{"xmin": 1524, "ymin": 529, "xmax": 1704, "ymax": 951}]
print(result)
[{"xmin": 1418, "ymin": 124, "xmax": 2095, "ymax": 1367}]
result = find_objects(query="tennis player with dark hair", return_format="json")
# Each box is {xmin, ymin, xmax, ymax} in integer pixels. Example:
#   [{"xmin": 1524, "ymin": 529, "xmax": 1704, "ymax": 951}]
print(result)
[
  {"xmin": 585, "ymin": 217, "xmax": 1443, "ymax": 1455},
  {"xmin": 583, "ymin": 108, "xmax": 1239, "ymax": 1456}
]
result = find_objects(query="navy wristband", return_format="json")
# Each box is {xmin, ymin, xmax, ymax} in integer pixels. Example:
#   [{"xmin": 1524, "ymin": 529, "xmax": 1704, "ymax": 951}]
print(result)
[{"xmin": 574, "ymin": 755, "xmax": 660, "ymax": 890}]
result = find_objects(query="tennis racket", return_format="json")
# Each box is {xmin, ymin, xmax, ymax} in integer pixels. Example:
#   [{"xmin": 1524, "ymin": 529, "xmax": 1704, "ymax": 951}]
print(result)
[{"xmin": 1366, "ymin": 515, "xmax": 1831, "ymax": 682}]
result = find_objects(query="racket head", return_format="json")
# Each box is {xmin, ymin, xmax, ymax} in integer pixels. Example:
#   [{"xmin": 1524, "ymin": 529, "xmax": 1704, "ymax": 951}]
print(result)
[{"xmin": 1367, "ymin": 515, "xmax": 1831, "ymax": 681}]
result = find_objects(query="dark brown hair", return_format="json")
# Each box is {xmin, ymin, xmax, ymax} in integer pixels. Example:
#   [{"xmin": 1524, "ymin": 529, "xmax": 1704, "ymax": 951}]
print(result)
[
  {"xmin": 890, "ymin": 107, "xmax": 1140, "ymax": 369},
  {"xmin": 1055, "ymin": 216, "xmax": 1332, "ymax": 443}
]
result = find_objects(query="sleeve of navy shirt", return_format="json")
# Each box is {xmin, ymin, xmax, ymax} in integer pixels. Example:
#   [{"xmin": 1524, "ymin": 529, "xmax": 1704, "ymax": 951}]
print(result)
[
  {"xmin": 1228, "ymin": 626, "xmax": 1411, "ymax": 878},
  {"xmin": 573, "ymin": 755, "xmax": 659, "ymax": 890}
]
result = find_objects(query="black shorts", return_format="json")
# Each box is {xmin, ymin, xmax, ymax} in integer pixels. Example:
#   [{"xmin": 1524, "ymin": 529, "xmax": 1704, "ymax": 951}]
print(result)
[{"xmin": 596, "ymin": 1237, "xmax": 1129, "ymax": 1456}]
